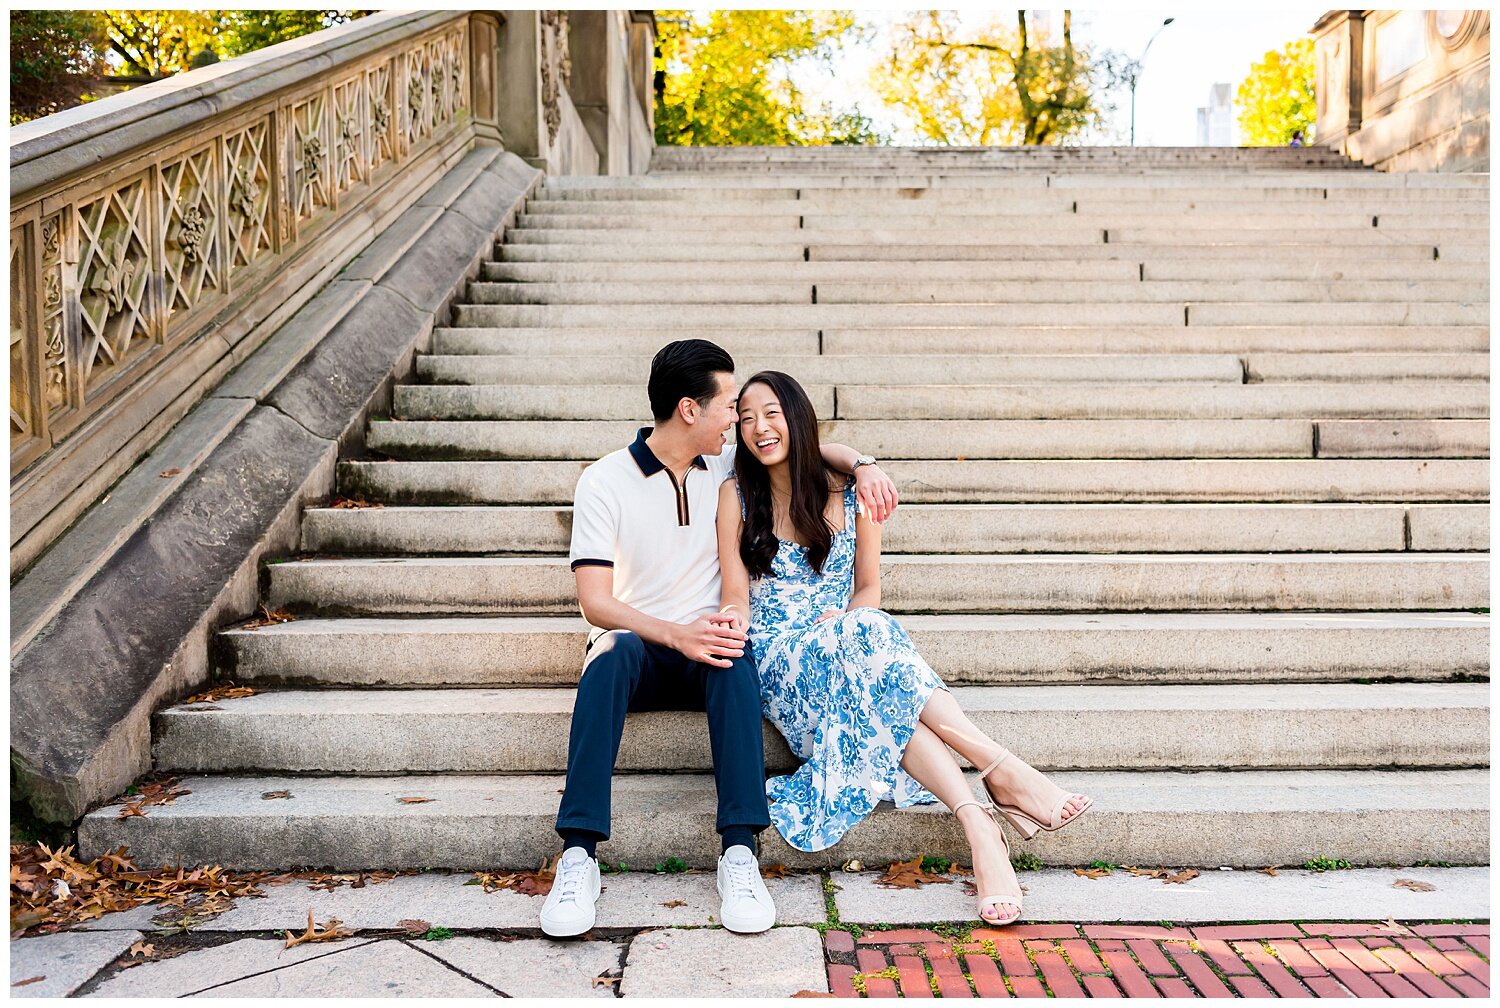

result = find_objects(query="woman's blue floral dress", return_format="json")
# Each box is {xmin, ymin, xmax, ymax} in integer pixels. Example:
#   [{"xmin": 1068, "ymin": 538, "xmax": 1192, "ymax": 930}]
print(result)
[{"xmin": 743, "ymin": 477, "xmax": 948, "ymax": 852}]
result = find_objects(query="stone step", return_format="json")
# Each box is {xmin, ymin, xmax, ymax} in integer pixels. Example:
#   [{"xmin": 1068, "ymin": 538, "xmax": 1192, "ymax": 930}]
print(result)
[
  {"xmin": 152, "ymin": 682, "xmax": 1490, "ymax": 775},
  {"xmin": 298, "ymin": 503, "xmax": 1487, "ymax": 556},
  {"xmin": 1316, "ymin": 420, "xmax": 1490, "ymax": 458},
  {"xmin": 496, "ymin": 241, "xmax": 1450, "ymax": 264},
  {"xmin": 525, "ymin": 196, "xmax": 1487, "ymax": 216},
  {"xmin": 481, "ymin": 259, "xmax": 1490, "ymax": 283},
  {"xmin": 74, "ymin": 768, "xmax": 1490, "ymax": 870},
  {"xmin": 433, "ymin": 325, "xmax": 1491, "ymax": 356},
  {"xmin": 264, "ymin": 554, "xmax": 1487, "ymax": 616},
  {"xmin": 416, "ymin": 353, "xmax": 1488, "ymax": 388},
  {"xmin": 220, "ymin": 612, "xmax": 1490, "ymax": 688},
  {"xmin": 367, "ymin": 418, "xmax": 1316, "ymax": 459},
  {"xmin": 463, "ymin": 279, "xmax": 1487, "ymax": 305},
  {"xmin": 516, "ymin": 209, "xmax": 1442, "ymax": 230},
  {"xmin": 539, "ymin": 182, "xmax": 1483, "ymax": 201},
  {"xmin": 452, "ymin": 302, "xmax": 1484, "ymax": 327},
  {"xmin": 337, "ymin": 458, "xmax": 1489, "ymax": 505},
  {"xmin": 546, "ymin": 171, "xmax": 1484, "ymax": 188}
]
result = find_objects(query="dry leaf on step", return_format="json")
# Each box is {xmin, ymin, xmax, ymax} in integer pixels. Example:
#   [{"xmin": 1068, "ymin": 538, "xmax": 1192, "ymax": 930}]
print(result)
[
  {"xmin": 159, "ymin": 468, "xmax": 181, "ymax": 478},
  {"xmin": 659, "ymin": 900, "xmax": 687, "ymax": 908},
  {"xmin": 397, "ymin": 797, "xmax": 433, "ymax": 804},
  {"xmin": 261, "ymin": 791, "xmax": 292, "ymax": 800},
  {"xmin": 1257, "ymin": 866, "xmax": 1280, "ymax": 876},
  {"xmin": 398, "ymin": 919, "xmax": 431, "ymax": 934},
  {"xmin": 1393, "ymin": 879, "xmax": 1436, "ymax": 892},
  {"xmin": 876, "ymin": 856, "xmax": 951, "ymax": 889},
  {"xmin": 592, "ymin": 976, "xmax": 620, "ymax": 989},
  {"xmin": 127, "ymin": 941, "xmax": 155, "ymax": 959},
  {"xmin": 284, "ymin": 909, "xmax": 352, "ymax": 949},
  {"xmin": 1161, "ymin": 869, "xmax": 1199, "ymax": 885},
  {"xmin": 11, "ymin": 977, "xmax": 45, "ymax": 988},
  {"xmin": 760, "ymin": 863, "xmax": 791, "ymax": 879},
  {"xmin": 1074, "ymin": 867, "xmax": 1112, "ymax": 879}
]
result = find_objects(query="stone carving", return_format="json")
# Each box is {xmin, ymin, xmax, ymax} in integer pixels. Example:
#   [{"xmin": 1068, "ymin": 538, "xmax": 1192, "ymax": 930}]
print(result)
[
  {"xmin": 162, "ymin": 146, "xmax": 222, "ymax": 318},
  {"xmin": 76, "ymin": 178, "xmax": 153, "ymax": 390},
  {"xmin": 225, "ymin": 120, "xmax": 273, "ymax": 272},
  {"xmin": 40, "ymin": 215, "xmax": 66, "ymax": 417},
  {"xmin": 539, "ymin": 11, "xmax": 572, "ymax": 144},
  {"xmin": 291, "ymin": 95, "xmax": 331, "ymax": 225},
  {"xmin": 12, "ymin": 233, "xmax": 34, "ymax": 439}
]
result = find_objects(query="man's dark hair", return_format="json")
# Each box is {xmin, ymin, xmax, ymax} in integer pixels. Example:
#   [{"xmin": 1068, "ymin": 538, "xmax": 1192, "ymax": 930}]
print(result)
[{"xmin": 648, "ymin": 339, "xmax": 735, "ymax": 422}]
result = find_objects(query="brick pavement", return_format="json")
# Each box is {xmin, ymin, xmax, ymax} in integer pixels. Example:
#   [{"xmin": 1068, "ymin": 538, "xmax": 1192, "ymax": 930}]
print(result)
[{"xmin": 825, "ymin": 923, "xmax": 1491, "ymax": 998}]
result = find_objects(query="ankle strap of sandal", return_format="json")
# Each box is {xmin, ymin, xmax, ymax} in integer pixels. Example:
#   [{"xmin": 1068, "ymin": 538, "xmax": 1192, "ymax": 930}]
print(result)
[
  {"xmin": 949, "ymin": 797, "xmax": 991, "ymax": 815},
  {"xmin": 974, "ymin": 748, "xmax": 1012, "ymax": 779}
]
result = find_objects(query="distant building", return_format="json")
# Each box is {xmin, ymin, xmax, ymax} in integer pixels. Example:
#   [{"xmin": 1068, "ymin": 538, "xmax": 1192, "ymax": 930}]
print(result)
[{"xmin": 1195, "ymin": 82, "xmax": 1236, "ymax": 145}]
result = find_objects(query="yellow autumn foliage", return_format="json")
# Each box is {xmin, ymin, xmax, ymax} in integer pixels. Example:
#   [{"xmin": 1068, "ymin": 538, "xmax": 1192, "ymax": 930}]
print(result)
[{"xmin": 1236, "ymin": 37, "xmax": 1316, "ymax": 146}]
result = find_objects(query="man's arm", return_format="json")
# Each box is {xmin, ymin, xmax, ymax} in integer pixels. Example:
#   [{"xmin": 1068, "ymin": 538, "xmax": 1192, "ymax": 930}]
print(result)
[
  {"xmin": 821, "ymin": 441, "xmax": 899, "ymax": 523},
  {"xmin": 576, "ymin": 567, "xmax": 747, "ymax": 668}
]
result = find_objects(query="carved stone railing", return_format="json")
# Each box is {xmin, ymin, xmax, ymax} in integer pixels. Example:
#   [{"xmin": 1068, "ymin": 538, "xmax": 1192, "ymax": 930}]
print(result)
[{"xmin": 9, "ymin": 10, "xmax": 495, "ymax": 570}]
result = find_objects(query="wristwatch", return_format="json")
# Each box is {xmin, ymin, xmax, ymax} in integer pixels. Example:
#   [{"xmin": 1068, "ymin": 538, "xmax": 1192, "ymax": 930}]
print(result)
[{"xmin": 851, "ymin": 455, "xmax": 878, "ymax": 472}]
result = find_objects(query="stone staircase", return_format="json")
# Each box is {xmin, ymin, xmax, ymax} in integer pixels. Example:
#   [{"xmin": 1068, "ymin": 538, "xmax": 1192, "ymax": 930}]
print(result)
[{"xmin": 78, "ymin": 148, "xmax": 1490, "ymax": 873}]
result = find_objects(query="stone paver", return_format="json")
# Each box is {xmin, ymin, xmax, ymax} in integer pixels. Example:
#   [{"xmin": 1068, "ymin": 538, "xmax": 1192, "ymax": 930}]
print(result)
[
  {"xmin": 195, "ymin": 940, "xmax": 496, "ymax": 997},
  {"xmin": 833, "ymin": 866, "xmax": 1490, "ymax": 923},
  {"xmin": 618, "ymin": 926, "xmax": 829, "ymax": 998},
  {"xmin": 82, "ymin": 938, "xmax": 379, "ymax": 998},
  {"xmin": 417, "ymin": 936, "xmax": 624, "ymax": 997},
  {"xmin": 9, "ymin": 930, "xmax": 142, "ymax": 998}
]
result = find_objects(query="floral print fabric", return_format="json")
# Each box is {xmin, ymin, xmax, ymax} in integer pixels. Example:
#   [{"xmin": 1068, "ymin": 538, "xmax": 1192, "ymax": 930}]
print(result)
[{"xmin": 744, "ymin": 478, "xmax": 946, "ymax": 852}]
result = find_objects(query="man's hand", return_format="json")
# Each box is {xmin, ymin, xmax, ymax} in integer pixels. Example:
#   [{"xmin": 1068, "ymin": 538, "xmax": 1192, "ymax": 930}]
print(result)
[
  {"xmin": 673, "ymin": 613, "xmax": 749, "ymax": 668},
  {"xmin": 717, "ymin": 604, "xmax": 749, "ymax": 634},
  {"xmin": 853, "ymin": 464, "xmax": 899, "ymax": 523}
]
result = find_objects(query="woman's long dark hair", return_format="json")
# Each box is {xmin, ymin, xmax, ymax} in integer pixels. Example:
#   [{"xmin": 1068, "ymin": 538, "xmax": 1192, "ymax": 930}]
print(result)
[{"xmin": 734, "ymin": 371, "xmax": 843, "ymax": 578}]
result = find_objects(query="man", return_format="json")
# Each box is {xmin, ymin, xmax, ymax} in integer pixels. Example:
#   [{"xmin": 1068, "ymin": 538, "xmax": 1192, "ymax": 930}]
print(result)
[{"xmin": 540, "ymin": 339, "xmax": 898, "ymax": 937}]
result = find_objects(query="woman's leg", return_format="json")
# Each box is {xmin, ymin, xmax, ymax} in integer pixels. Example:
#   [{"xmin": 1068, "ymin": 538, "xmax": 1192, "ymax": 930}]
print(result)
[
  {"xmin": 917, "ymin": 688, "xmax": 1088, "ymax": 823},
  {"xmin": 899, "ymin": 722, "xmax": 1019, "ymax": 923}
]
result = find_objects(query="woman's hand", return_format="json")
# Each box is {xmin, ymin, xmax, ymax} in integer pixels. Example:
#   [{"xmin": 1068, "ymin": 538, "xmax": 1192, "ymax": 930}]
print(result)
[
  {"xmin": 853, "ymin": 465, "xmax": 898, "ymax": 524},
  {"xmin": 814, "ymin": 610, "xmax": 842, "ymax": 624},
  {"xmin": 717, "ymin": 604, "xmax": 749, "ymax": 634}
]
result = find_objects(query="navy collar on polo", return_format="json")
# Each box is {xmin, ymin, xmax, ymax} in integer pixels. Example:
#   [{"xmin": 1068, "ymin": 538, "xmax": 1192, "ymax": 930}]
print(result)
[{"xmin": 628, "ymin": 426, "xmax": 709, "ymax": 477}]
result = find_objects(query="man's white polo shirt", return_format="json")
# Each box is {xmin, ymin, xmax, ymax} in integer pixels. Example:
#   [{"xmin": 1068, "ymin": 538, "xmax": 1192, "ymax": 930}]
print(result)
[{"xmin": 569, "ymin": 426, "xmax": 735, "ymax": 630}]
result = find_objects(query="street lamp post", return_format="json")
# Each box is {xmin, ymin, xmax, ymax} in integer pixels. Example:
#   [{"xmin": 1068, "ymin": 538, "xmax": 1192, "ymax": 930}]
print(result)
[{"xmin": 1129, "ymin": 17, "xmax": 1175, "ymax": 146}]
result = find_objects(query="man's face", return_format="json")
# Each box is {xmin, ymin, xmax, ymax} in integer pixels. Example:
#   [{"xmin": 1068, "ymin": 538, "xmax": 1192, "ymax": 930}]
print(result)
[{"xmin": 694, "ymin": 371, "xmax": 739, "ymax": 455}]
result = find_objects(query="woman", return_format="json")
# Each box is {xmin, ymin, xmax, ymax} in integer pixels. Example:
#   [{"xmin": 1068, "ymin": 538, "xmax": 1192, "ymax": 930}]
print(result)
[{"xmin": 715, "ymin": 371, "xmax": 1092, "ymax": 926}]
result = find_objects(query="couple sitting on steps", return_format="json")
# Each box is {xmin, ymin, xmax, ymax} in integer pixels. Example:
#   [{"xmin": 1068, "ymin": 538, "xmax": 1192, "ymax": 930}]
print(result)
[{"xmin": 541, "ymin": 339, "xmax": 1093, "ymax": 938}]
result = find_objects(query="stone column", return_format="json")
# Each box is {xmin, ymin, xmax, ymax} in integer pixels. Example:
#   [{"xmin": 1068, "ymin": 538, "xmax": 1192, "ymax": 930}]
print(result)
[
  {"xmin": 566, "ymin": 10, "xmax": 614, "ymax": 174},
  {"xmin": 1313, "ymin": 10, "xmax": 1364, "ymax": 154},
  {"xmin": 495, "ymin": 10, "xmax": 547, "ymax": 164}
]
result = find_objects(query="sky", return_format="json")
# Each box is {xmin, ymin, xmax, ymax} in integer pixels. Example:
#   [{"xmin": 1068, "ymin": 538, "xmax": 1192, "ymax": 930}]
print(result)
[{"xmin": 787, "ymin": 8, "xmax": 1324, "ymax": 145}]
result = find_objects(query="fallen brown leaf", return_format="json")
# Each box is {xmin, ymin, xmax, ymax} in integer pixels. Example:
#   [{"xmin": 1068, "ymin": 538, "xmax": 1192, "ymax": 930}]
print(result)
[
  {"xmin": 1118, "ymin": 864, "xmax": 1198, "ymax": 884},
  {"xmin": 791, "ymin": 991, "xmax": 837, "ymax": 998},
  {"xmin": 11, "ymin": 976, "xmax": 45, "ymax": 988},
  {"xmin": 841, "ymin": 859, "xmax": 864, "ymax": 872},
  {"xmin": 592, "ymin": 976, "xmax": 620, "ymax": 989},
  {"xmin": 330, "ymin": 497, "xmax": 384, "ymax": 509},
  {"xmin": 159, "ymin": 467, "xmax": 181, "ymax": 478},
  {"xmin": 1379, "ymin": 918, "xmax": 1408, "ymax": 933},
  {"xmin": 283, "ymin": 908, "xmax": 352, "ymax": 949},
  {"xmin": 398, "ymin": 919, "xmax": 431, "ymax": 934},
  {"xmin": 1162, "ymin": 869, "xmax": 1199, "ymax": 885},
  {"xmin": 242, "ymin": 604, "xmax": 297, "ymax": 630},
  {"xmin": 875, "ymin": 856, "xmax": 952, "ymax": 890},
  {"xmin": 659, "ymin": 900, "xmax": 687, "ymax": 908},
  {"xmin": 398, "ymin": 797, "xmax": 434, "ymax": 804},
  {"xmin": 1393, "ymin": 879, "xmax": 1436, "ymax": 892},
  {"xmin": 128, "ymin": 940, "xmax": 155, "ymax": 959},
  {"xmin": 261, "ymin": 791, "xmax": 292, "ymax": 801},
  {"xmin": 115, "ymin": 779, "xmax": 192, "ymax": 819},
  {"xmin": 475, "ymin": 855, "xmax": 558, "ymax": 898},
  {"xmin": 760, "ymin": 863, "xmax": 792, "ymax": 880},
  {"xmin": 1257, "ymin": 866, "xmax": 1280, "ymax": 876},
  {"xmin": 1074, "ymin": 867, "xmax": 1112, "ymax": 879},
  {"xmin": 183, "ymin": 682, "xmax": 257, "ymax": 704},
  {"xmin": 949, "ymin": 863, "xmax": 973, "ymax": 876}
]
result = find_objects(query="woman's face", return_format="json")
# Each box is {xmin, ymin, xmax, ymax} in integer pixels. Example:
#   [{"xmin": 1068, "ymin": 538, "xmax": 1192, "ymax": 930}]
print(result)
[{"xmin": 737, "ymin": 381, "xmax": 790, "ymax": 467}]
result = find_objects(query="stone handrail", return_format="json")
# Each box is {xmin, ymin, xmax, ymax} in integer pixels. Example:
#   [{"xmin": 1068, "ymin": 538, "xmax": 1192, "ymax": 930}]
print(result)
[{"xmin": 9, "ymin": 10, "xmax": 498, "ymax": 568}]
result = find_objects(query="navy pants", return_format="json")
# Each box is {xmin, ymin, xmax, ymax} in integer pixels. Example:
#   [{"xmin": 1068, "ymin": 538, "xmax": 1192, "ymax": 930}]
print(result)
[{"xmin": 555, "ymin": 629, "xmax": 771, "ymax": 840}]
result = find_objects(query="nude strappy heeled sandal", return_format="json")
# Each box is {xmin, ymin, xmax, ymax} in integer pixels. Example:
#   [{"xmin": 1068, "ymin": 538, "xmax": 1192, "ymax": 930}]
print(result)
[
  {"xmin": 975, "ymin": 749, "xmax": 1093, "ymax": 842},
  {"xmin": 950, "ymin": 797, "xmax": 1023, "ymax": 927}
]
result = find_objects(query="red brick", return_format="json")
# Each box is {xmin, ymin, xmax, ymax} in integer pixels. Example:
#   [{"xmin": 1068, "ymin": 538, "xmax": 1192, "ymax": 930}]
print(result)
[
  {"xmin": 1395, "ymin": 937, "xmax": 1468, "ymax": 976},
  {"xmin": 1305, "ymin": 945, "xmax": 1393, "ymax": 997},
  {"xmin": 827, "ymin": 964, "xmax": 859, "ymax": 999},
  {"xmin": 1371, "ymin": 971, "xmax": 1426, "ymax": 997},
  {"xmin": 1081, "ymin": 975, "xmax": 1123, "ymax": 998},
  {"xmin": 1059, "ymin": 938, "xmax": 1108, "ymax": 974},
  {"xmin": 1126, "ymin": 938, "xmax": 1179, "ymax": 976},
  {"xmin": 1191, "ymin": 938, "xmax": 1256, "ymax": 975},
  {"xmin": 1269, "ymin": 941, "xmax": 1331, "ymax": 978},
  {"xmin": 1446, "ymin": 975, "xmax": 1490, "ymax": 997},
  {"xmin": 1305, "ymin": 976, "xmax": 1355, "ymax": 998},
  {"xmin": 887, "ymin": 945, "xmax": 916, "ymax": 957},
  {"xmin": 856, "ymin": 949, "xmax": 899, "ymax": 999},
  {"xmin": 962, "ymin": 953, "xmax": 1011, "ymax": 999},
  {"xmin": 1083, "ymin": 925, "xmax": 1194, "ymax": 941},
  {"xmin": 1231, "ymin": 941, "xmax": 1315, "ymax": 998},
  {"xmin": 927, "ymin": 948, "xmax": 974, "ymax": 998},
  {"xmin": 1192, "ymin": 923, "xmax": 1304, "ymax": 941},
  {"xmin": 1413, "ymin": 924, "xmax": 1491, "ymax": 936},
  {"xmin": 1299, "ymin": 922, "xmax": 1409, "ymax": 937},
  {"xmin": 892, "ymin": 954, "xmax": 932, "ymax": 999},
  {"xmin": 974, "ymin": 924, "xmax": 1080, "ymax": 940},
  {"xmin": 1097, "ymin": 944, "xmax": 1164, "ymax": 998},
  {"xmin": 1005, "ymin": 976, "xmax": 1048, "ymax": 998},
  {"xmin": 1153, "ymin": 978, "xmax": 1195, "ymax": 997},
  {"xmin": 924, "ymin": 943, "xmax": 960, "ymax": 962},
  {"xmin": 1162, "ymin": 945, "xmax": 1236, "ymax": 999},
  {"xmin": 1229, "ymin": 975, "xmax": 1276, "ymax": 997},
  {"xmin": 1463, "ymin": 935, "xmax": 1489, "ymax": 958},
  {"xmin": 1329, "ymin": 937, "xmax": 1393, "ymax": 972},
  {"xmin": 1033, "ymin": 948, "xmax": 1087, "ymax": 999},
  {"xmin": 990, "ymin": 938, "xmax": 1032, "ymax": 977},
  {"xmin": 825, "ymin": 930, "xmax": 855, "ymax": 954},
  {"xmin": 859, "ymin": 929, "xmax": 946, "ymax": 945}
]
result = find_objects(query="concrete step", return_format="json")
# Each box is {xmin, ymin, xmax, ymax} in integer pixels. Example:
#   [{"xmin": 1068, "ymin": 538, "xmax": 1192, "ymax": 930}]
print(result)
[
  {"xmin": 433, "ymin": 325, "xmax": 1491, "ymax": 356},
  {"xmin": 547, "ymin": 171, "xmax": 1483, "ymax": 188},
  {"xmin": 366, "ymin": 418, "xmax": 1316, "ymax": 460},
  {"xmin": 220, "ymin": 612, "xmax": 1491, "ymax": 688},
  {"xmin": 540, "ymin": 182, "xmax": 1482, "ymax": 201},
  {"xmin": 516, "ymin": 209, "xmax": 1439, "ymax": 231},
  {"xmin": 481, "ymin": 259, "xmax": 1490, "ymax": 283},
  {"xmin": 337, "ymin": 458, "xmax": 1489, "ymax": 505},
  {"xmin": 1247, "ymin": 353, "xmax": 1489, "ymax": 382},
  {"xmin": 415, "ymin": 354, "xmax": 1248, "ymax": 386},
  {"xmin": 152, "ymin": 682, "xmax": 1489, "ymax": 775},
  {"xmin": 1316, "ymin": 420, "xmax": 1490, "ymax": 458},
  {"xmin": 464, "ymin": 279, "xmax": 1488, "ymax": 305},
  {"xmin": 525, "ymin": 195, "xmax": 1487, "ymax": 216},
  {"xmin": 75, "ymin": 768, "xmax": 1490, "ymax": 870},
  {"xmin": 298, "ymin": 503, "xmax": 1487, "ymax": 556},
  {"xmin": 264, "ymin": 554, "xmax": 1487, "ymax": 616},
  {"xmin": 452, "ymin": 302, "xmax": 1484, "ymax": 328}
]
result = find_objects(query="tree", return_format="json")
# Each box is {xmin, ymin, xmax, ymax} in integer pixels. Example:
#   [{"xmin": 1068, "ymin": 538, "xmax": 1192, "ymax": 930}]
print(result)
[
  {"xmin": 99, "ymin": 10, "xmax": 222, "ymax": 78},
  {"xmin": 654, "ymin": 9, "xmax": 883, "ymax": 146},
  {"xmin": 217, "ymin": 10, "xmax": 370, "ymax": 59},
  {"xmin": 9, "ymin": 10, "xmax": 108, "ymax": 124},
  {"xmin": 871, "ymin": 10, "xmax": 1119, "ymax": 146},
  {"xmin": 1236, "ymin": 37, "xmax": 1315, "ymax": 146}
]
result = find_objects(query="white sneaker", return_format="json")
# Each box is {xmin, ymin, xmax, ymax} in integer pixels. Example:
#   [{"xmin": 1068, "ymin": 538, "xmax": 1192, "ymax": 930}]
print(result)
[
  {"xmin": 717, "ymin": 845, "xmax": 776, "ymax": 934},
  {"xmin": 539, "ymin": 847, "xmax": 601, "ymax": 937}
]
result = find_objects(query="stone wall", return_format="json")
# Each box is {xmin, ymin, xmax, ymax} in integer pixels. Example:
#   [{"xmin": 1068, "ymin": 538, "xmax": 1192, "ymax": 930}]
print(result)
[{"xmin": 1314, "ymin": 10, "xmax": 1489, "ymax": 171}]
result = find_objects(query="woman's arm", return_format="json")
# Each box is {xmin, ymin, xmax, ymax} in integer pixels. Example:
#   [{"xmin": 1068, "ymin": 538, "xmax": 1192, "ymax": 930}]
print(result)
[
  {"xmin": 820, "ymin": 442, "xmax": 898, "ymax": 523},
  {"xmin": 716, "ymin": 479, "xmax": 752, "ymax": 633},
  {"xmin": 846, "ymin": 500, "xmax": 882, "ymax": 612}
]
